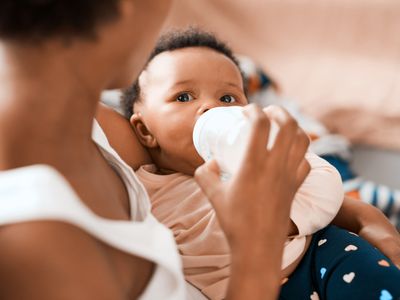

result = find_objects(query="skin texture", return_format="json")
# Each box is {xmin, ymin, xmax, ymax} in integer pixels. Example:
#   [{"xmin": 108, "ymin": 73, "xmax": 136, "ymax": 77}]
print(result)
[
  {"xmin": 195, "ymin": 105, "xmax": 311, "ymax": 300},
  {"xmin": 0, "ymin": 0, "xmax": 309, "ymax": 299},
  {"xmin": 98, "ymin": 47, "xmax": 400, "ymax": 262},
  {"xmin": 132, "ymin": 47, "xmax": 248, "ymax": 175},
  {"xmin": 101, "ymin": 107, "xmax": 400, "ymax": 266},
  {"xmin": 0, "ymin": 0, "xmax": 397, "ymax": 298},
  {"xmin": 98, "ymin": 102, "xmax": 400, "ymax": 300},
  {"xmin": 96, "ymin": 103, "xmax": 153, "ymax": 170},
  {"xmin": 129, "ymin": 47, "xmax": 305, "ymax": 239},
  {"xmin": 0, "ymin": 0, "xmax": 173, "ymax": 299},
  {"xmin": 332, "ymin": 196, "xmax": 400, "ymax": 268},
  {"xmin": 98, "ymin": 45, "xmax": 400, "ymax": 297},
  {"xmin": 193, "ymin": 104, "xmax": 311, "ymax": 300}
]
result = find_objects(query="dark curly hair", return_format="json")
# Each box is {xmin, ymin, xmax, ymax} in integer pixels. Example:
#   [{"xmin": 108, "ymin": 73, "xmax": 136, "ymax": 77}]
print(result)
[
  {"xmin": 0, "ymin": 0, "xmax": 120, "ymax": 42},
  {"xmin": 121, "ymin": 27, "xmax": 246, "ymax": 118}
]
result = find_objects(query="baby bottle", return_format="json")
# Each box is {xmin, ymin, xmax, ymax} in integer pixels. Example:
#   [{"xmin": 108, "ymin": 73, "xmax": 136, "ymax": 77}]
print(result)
[{"xmin": 192, "ymin": 106, "xmax": 279, "ymax": 178}]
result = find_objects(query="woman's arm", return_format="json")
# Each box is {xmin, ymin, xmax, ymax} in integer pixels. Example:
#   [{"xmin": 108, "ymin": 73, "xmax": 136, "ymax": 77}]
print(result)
[
  {"xmin": 96, "ymin": 104, "xmax": 152, "ymax": 170},
  {"xmin": 333, "ymin": 196, "xmax": 400, "ymax": 268},
  {"xmin": 0, "ymin": 221, "xmax": 135, "ymax": 299},
  {"xmin": 195, "ymin": 105, "xmax": 311, "ymax": 300}
]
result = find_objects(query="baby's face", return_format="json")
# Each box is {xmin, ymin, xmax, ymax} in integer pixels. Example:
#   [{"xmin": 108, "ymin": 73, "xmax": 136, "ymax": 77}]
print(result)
[{"xmin": 133, "ymin": 47, "xmax": 247, "ymax": 175}]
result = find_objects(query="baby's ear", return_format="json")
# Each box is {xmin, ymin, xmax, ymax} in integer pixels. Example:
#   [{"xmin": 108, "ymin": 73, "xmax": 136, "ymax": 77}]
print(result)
[{"xmin": 130, "ymin": 113, "xmax": 158, "ymax": 148}]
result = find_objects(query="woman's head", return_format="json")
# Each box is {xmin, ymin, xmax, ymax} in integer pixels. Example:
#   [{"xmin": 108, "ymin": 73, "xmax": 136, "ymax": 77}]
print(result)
[
  {"xmin": 124, "ymin": 28, "xmax": 248, "ymax": 175},
  {"xmin": 0, "ymin": 1, "xmax": 120, "ymax": 42},
  {"xmin": 0, "ymin": 0, "xmax": 173, "ymax": 89}
]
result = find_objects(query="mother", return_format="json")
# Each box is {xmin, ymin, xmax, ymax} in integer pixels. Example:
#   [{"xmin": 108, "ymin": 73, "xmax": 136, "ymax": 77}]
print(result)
[{"xmin": 0, "ymin": 1, "xmax": 398, "ymax": 300}]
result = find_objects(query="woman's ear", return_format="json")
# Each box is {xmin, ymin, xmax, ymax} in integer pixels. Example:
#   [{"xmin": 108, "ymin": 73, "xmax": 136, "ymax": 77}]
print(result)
[{"xmin": 130, "ymin": 113, "xmax": 158, "ymax": 148}]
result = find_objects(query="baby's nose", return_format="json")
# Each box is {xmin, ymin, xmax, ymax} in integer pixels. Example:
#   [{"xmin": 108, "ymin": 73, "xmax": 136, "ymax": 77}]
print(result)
[
  {"xmin": 197, "ymin": 101, "xmax": 218, "ymax": 116},
  {"xmin": 201, "ymin": 107, "xmax": 210, "ymax": 114}
]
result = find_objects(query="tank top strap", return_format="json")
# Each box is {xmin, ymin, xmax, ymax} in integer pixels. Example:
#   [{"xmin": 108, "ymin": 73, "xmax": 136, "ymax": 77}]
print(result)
[{"xmin": 91, "ymin": 119, "xmax": 151, "ymax": 221}]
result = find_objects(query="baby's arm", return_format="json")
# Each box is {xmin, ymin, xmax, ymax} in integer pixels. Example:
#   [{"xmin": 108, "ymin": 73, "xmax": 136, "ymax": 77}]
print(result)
[
  {"xmin": 290, "ymin": 152, "xmax": 344, "ymax": 236},
  {"xmin": 95, "ymin": 104, "xmax": 152, "ymax": 170}
]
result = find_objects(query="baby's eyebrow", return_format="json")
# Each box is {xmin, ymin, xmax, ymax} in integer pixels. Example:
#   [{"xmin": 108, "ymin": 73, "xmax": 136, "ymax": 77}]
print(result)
[
  {"xmin": 223, "ymin": 82, "xmax": 241, "ymax": 88},
  {"xmin": 172, "ymin": 80, "xmax": 240, "ymax": 87},
  {"xmin": 170, "ymin": 79, "xmax": 243, "ymax": 93},
  {"xmin": 173, "ymin": 79, "xmax": 195, "ymax": 86}
]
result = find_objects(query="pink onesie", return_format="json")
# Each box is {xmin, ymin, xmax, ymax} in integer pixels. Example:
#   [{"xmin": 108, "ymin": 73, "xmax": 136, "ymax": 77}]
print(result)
[{"xmin": 136, "ymin": 152, "xmax": 343, "ymax": 299}]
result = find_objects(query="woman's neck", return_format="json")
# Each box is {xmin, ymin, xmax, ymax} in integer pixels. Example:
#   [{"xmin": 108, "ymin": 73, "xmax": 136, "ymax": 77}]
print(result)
[{"xmin": 0, "ymin": 42, "xmax": 104, "ymax": 172}]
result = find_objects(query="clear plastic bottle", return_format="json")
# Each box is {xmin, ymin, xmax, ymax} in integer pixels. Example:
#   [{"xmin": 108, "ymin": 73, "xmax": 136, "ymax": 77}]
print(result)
[{"xmin": 193, "ymin": 106, "xmax": 279, "ymax": 178}]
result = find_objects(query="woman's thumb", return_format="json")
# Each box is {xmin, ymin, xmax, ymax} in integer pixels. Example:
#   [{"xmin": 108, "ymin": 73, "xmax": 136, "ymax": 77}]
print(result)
[{"xmin": 194, "ymin": 160, "xmax": 223, "ymax": 203}]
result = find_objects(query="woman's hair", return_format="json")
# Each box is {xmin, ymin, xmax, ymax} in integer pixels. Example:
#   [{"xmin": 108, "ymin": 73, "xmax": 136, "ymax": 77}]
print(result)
[
  {"xmin": 0, "ymin": 0, "xmax": 120, "ymax": 42},
  {"xmin": 121, "ymin": 27, "xmax": 246, "ymax": 119}
]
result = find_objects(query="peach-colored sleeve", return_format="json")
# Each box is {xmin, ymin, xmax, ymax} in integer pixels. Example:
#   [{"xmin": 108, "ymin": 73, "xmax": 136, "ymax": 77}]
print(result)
[{"xmin": 290, "ymin": 152, "xmax": 344, "ymax": 236}]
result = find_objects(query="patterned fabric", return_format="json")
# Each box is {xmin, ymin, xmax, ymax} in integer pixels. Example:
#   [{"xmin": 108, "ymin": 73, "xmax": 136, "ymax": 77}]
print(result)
[
  {"xmin": 323, "ymin": 155, "xmax": 400, "ymax": 229},
  {"xmin": 239, "ymin": 56, "xmax": 400, "ymax": 230},
  {"xmin": 279, "ymin": 225, "xmax": 400, "ymax": 300}
]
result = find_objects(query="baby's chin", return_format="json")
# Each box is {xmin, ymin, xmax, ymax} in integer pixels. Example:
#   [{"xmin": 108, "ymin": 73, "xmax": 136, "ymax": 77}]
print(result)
[
  {"xmin": 156, "ymin": 160, "xmax": 201, "ymax": 176},
  {"xmin": 176, "ymin": 159, "xmax": 204, "ymax": 177},
  {"xmin": 192, "ymin": 155, "xmax": 206, "ymax": 169},
  {"xmin": 154, "ymin": 150, "xmax": 205, "ymax": 176}
]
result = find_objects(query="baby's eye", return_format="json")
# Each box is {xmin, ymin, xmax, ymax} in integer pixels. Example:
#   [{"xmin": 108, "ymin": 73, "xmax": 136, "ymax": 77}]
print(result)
[
  {"xmin": 220, "ymin": 95, "xmax": 236, "ymax": 103},
  {"xmin": 176, "ymin": 93, "xmax": 194, "ymax": 102}
]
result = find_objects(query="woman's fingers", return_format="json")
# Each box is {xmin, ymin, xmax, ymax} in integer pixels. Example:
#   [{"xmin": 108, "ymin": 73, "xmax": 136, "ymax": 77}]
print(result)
[
  {"xmin": 241, "ymin": 104, "xmax": 270, "ymax": 164},
  {"xmin": 286, "ymin": 128, "xmax": 310, "ymax": 172},
  {"xmin": 295, "ymin": 158, "xmax": 311, "ymax": 191},
  {"xmin": 194, "ymin": 160, "xmax": 224, "ymax": 209},
  {"xmin": 263, "ymin": 106, "xmax": 298, "ymax": 162}
]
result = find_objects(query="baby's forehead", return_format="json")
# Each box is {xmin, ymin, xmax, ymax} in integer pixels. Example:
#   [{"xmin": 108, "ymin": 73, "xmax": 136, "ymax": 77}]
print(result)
[{"xmin": 142, "ymin": 47, "xmax": 243, "ymax": 85}]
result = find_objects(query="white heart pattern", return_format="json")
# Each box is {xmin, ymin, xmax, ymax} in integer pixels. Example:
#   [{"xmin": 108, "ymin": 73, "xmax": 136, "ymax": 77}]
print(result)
[
  {"xmin": 310, "ymin": 291, "xmax": 320, "ymax": 300},
  {"xmin": 343, "ymin": 272, "xmax": 355, "ymax": 283},
  {"xmin": 318, "ymin": 239, "xmax": 327, "ymax": 246},
  {"xmin": 345, "ymin": 245, "xmax": 358, "ymax": 252}
]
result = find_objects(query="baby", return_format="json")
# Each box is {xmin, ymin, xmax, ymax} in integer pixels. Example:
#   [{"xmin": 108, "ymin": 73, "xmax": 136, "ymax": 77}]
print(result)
[{"xmin": 120, "ymin": 29, "xmax": 400, "ymax": 300}]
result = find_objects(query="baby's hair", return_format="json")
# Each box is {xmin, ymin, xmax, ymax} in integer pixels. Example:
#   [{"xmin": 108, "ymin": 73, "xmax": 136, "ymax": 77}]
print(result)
[{"xmin": 121, "ymin": 27, "xmax": 246, "ymax": 119}]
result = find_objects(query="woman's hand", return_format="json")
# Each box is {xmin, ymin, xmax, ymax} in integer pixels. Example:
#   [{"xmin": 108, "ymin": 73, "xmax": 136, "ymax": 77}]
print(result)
[
  {"xmin": 333, "ymin": 196, "xmax": 400, "ymax": 268},
  {"xmin": 195, "ymin": 104, "xmax": 310, "ymax": 300}
]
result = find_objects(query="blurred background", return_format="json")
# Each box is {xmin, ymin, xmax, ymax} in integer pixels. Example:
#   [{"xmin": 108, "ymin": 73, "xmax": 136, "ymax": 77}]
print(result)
[{"xmin": 163, "ymin": 0, "xmax": 400, "ymax": 189}]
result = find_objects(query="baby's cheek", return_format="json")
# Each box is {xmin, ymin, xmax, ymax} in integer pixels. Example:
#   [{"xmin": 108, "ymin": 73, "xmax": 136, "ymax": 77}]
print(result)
[{"xmin": 159, "ymin": 126, "xmax": 192, "ymax": 151}]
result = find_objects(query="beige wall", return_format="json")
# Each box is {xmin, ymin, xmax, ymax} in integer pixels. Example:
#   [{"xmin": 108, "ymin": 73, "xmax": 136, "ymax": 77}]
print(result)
[{"xmin": 164, "ymin": 0, "xmax": 400, "ymax": 150}]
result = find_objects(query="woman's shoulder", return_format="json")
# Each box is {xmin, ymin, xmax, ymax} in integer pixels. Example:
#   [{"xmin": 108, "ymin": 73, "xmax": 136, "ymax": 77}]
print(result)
[{"xmin": 0, "ymin": 164, "xmax": 187, "ymax": 299}]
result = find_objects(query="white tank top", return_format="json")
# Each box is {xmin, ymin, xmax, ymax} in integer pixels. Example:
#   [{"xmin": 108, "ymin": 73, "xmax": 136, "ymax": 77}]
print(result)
[{"xmin": 0, "ymin": 120, "xmax": 204, "ymax": 300}]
